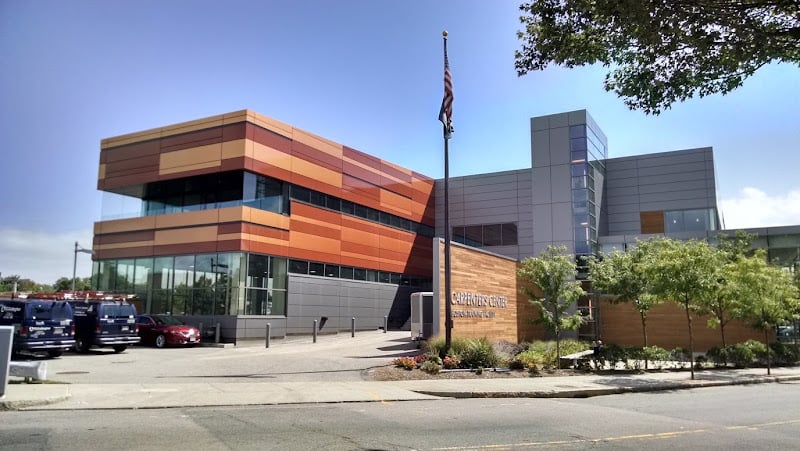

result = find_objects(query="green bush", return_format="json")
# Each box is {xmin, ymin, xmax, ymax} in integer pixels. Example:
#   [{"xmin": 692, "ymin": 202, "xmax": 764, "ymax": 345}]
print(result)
[
  {"xmin": 770, "ymin": 342, "xmax": 800, "ymax": 365},
  {"xmin": 706, "ymin": 346, "xmax": 727, "ymax": 366},
  {"xmin": 419, "ymin": 360, "xmax": 442, "ymax": 374},
  {"xmin": 600, "ymin": 343, "xmax": 627, "ymax": 369},
  {"xmin": 424, "ymin": 336, "xmax": 473, "ymax": 357},
  {"xmin": 460, "ymin": 337, "xmax": 499, "ymax": 369},
  {"xmin": 517, "ymin": 340, "xmax": 591, "ymax": 369},
  {"xmin": 642, "ymin": 346, "xmax": 671, "ymax": 368},
  {"xmin": 426, "ymin": 354, "xmax": 443, "ymax": 366}
]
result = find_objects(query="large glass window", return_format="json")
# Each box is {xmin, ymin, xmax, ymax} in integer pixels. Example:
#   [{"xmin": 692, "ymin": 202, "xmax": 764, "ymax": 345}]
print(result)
[
  {"xmin": 664, "ymin": 208, "xmax": 718, "ymax": 233},
  {"xmin": 172, "ymin": 255, "xmax": 194, "ymax": 315},
  {"xmin": 243, "ymin": 172, "xmax": 288, "ymax": 213},
  {"xmin": 453, "ymin": 223, "xmax": 519, "ymax": 247}
]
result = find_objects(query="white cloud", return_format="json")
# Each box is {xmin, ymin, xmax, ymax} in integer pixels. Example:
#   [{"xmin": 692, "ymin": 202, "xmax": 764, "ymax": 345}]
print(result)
[
  {"xmin": 719, "ymin": 187, "xmax": 800, "ymax": 229},
  {"xmin": 0, "ymin": 228, "xmax": 94, "ymax": 285}
]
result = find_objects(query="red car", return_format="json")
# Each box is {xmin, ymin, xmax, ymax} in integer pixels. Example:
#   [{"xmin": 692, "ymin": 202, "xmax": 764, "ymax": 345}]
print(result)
[{"xmin": 135, "ymin": 314, "xmax": 201, "ymax": 348}]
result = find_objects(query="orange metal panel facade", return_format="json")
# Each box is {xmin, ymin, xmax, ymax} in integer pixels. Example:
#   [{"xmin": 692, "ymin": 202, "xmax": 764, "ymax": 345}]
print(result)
[{"xmin": 94, "ymin": 110, "xmax": 435, "ymax": 277}]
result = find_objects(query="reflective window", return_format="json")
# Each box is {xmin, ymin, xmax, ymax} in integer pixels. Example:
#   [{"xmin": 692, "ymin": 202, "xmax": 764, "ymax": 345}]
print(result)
[
  {"xmin": 684, "ymin": 209, "xmax": 709, "ymax": 232},
  {"xmin": 324, "ymin": 264, "xmax": 340, "ymax": 278},
  {"xmin": 665, "ymin": 210, "xmax": 685, "ymax": 233},
  {"xmin": 483, "ymin": 224, "xmax": 502, "ymax": 246},
  {"xmin": 353, "ymin": 268, "xmax": 367, "ymax": 280},
  {"xmin": 452, "ymin": 223, "xmax": 518, "ymax": 247},
  {"xmin": 571, "ymin": 164, "xmax": 587, "ymax": 177},
  {"xmin": 569, "ymin": 125, "xmax": 586, "ymax": 139},
  {"xmin": 340, "ymin": 266, "xmax": 354, "ymax": 279},
  {"xmin": 502, "ymin": 223, "xmax": 518, "ymax": 245},
  {"xmin": 308, "ymin": 262, "xmax": 324, "ymax": 276}
]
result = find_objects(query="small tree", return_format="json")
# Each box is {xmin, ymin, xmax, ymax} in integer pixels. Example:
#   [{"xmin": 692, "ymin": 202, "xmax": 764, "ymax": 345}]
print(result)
[
  {"xmin": 699, "ymin": 231, "xmax": 757, "ymax": 348},
  {"xmin": 644, "ymin": 238, "xmax": 721, "ymax": 380},
  {"xmin": 589, "ymin": 241, "xmax": 660, "ymax": 369},
  {"xmin": 518, "ymin": 245, "xmax": 586, "ymax": 367},
  {"xmin": 725, "ymin": 251, "xmax": 800, "ymax": 375}
]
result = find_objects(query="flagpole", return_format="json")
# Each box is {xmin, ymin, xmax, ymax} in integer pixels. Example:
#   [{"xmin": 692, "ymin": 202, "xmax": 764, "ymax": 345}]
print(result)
[{"xmin": 441, "ymin": 30, "xmax": 453, "ymax": 356}]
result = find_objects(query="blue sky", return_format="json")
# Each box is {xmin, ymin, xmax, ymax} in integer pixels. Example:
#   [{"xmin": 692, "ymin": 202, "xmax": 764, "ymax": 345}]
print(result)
[{"xmin": 1, "ymin": 0, "xmax": 799, "ymax": 284}]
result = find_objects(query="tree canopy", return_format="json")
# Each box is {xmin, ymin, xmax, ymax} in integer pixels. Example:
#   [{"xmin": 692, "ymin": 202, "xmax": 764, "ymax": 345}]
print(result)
[
  {"xmin": 516, "ymin": 0, "xmax": 800, "ymax": 114},
  {"xmin": 518, "ymin": 245, "xmax": 586, "ymax": 364}
]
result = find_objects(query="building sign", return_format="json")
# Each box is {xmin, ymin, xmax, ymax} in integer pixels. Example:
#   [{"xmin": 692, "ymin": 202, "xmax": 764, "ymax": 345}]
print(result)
[{"xmin": 451, "ymin": 291, "xmax": 508, "ymax": 319}]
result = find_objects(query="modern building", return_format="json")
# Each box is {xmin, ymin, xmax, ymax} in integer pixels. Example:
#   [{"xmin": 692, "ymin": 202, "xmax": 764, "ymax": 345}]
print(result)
[
  {"xmin": 91, "ymin": 109, "xmax": 799, "ymax": 346},
  {"xmin": 93, "ymin": 111, "xmax": 435, "ymax": 340}
]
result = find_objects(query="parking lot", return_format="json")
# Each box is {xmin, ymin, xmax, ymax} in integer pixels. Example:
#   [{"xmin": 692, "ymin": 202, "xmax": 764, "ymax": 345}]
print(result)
[{"xmin": 15, "ymin": 330, "xmax": 417, "ymax": 385}]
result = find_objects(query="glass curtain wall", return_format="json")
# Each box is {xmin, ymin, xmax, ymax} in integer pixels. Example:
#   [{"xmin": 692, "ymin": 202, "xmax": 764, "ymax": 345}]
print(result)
[
  {"xmin": 569, "ymin": 124, "xmax": 607, "ymax": 258},
  {"xmin": 92, "ymin": 252, "xmax": 283, "ymax": 317}
]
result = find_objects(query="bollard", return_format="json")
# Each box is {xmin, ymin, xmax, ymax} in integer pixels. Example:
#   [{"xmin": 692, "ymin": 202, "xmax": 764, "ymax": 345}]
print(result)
[
  {"xmin": 351, "ymin": 317, "xmax": 355, "ymax": 337},
  {"xmin": 214, "ymin": 323, "xmax": 220, "ymax": 343},
  {"xmin": 313, "ymin": 319, "xmax": 317, "ymax": 343},
  {"xmin": 383, "ymin": 316, "xmax": 388, "ymax": 333},
  {"xmin": 265, "ymin": 323, "xmax": 271, "ymax": 348},
  {"xmin": 199, "ymin": 322, "xmax": 204, "ymax": 337}
]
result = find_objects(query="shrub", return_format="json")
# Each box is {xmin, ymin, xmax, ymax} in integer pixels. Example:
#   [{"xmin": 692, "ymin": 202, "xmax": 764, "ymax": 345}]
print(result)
[
  {"xmin": 413, "ymin": 354, "xmax": 429, "ymax": 365},
  {"xmin": 442, "ymin": 355, "xmax": 461, "ymax": 369},
  {"xmin": 392, "ymin": 356, "xmax": 417, "ymax": 370},
  {"xmin": 424, "ymin": 336, "xmax": 472, "ymax": 357},
  {"xmin": 706, "ymin": 346, "xmax": 727, "ymax": 366},
  {"xmin": 770, "ymin": 342, "xmax": 800, "ymax": 365},
  {"xmin": 426, "ymin": 355, "xmax": 443, "ymax": 366},
  {"xmin": 669, "ymin": 347, "xmax": 691, "ymax": 367},
  {"xmin": 641, "ymin": 346, "xmax": 671, "ymax": 369},
  {"xmin": 419, "ymin": 360, "xmax": 442, "ymax": 374},
  {"xmin": 624, "ymin": 347, "xmax": 644, "ymax": 370},
  {"xmin": 515, "ymin": 349, "xmax": 545, "ymax": 369},
  {"xmin": 600, "ymin": 343, "xmax": 627, "ymax": 370},
  {"xmin": 514, "ymin": 340, "xmax": 591, "ymax": 370},
  {"xmin": 460, "ymin": 337, "xmax": 499, "ymax": 369}
]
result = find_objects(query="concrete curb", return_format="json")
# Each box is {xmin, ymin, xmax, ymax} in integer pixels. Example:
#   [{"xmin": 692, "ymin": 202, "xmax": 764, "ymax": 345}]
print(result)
[
  {"xmin": 410, "ymin": 374, "xmax": 800, "ymax": 399},
  {"xmin": 0, "ymin": 386, "xmax": 72, "ymax": 411}
]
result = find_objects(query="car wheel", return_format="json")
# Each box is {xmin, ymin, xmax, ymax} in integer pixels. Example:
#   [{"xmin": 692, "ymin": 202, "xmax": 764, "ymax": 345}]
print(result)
[
  {"xmin": 113, "ymin": 345, "xmax": 127, "ymax": 353},
  {"xmin": 155, "ymin": 334, "xmax": 166, "ymax": 348},
  {"xmin": 75, "ymin": 338, "xmax": 90, "ymax": 353},
  {"xmin": 47, "ymin": 350, "xmax": 63, "ymax": 358}
]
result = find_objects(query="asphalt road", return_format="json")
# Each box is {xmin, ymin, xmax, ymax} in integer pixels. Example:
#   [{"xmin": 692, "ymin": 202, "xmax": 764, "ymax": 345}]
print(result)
[{"xmin": 2, "ymin": 383, "xmax": 799, "ymax": 450}]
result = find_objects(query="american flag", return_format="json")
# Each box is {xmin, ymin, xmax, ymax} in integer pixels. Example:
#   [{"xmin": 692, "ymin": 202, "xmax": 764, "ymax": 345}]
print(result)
[{"xmin": 438, "ymin": 39, "xmax": 453, "ymax": 136}]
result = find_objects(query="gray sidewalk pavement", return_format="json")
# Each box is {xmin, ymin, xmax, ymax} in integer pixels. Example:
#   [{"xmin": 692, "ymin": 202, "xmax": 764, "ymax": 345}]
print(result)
[{"xmin": 3, "ymin": 331, "xmax": 800, "ymax": 411}]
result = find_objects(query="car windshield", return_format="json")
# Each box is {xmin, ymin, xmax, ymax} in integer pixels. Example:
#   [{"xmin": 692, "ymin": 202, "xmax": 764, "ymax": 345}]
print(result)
[{"xmin": 155, "ymin": 315, "xmax": 183, "ymax": 326}]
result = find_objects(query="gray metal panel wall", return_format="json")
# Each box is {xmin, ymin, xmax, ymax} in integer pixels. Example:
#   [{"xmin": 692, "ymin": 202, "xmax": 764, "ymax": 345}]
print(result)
[
  {"xmin": 603, "ymin": 147, "xmax": 717, "ymax": 236},
  {"xmin": 531, "ymin": 109, "xmax": 599, "ymax": 256},
  {"xmin": 435, "ymin": 168, "xmax": 534, "ymax": 260},
  {"xmin": 286, "ymin": 274, "xmax": 419, "ymax": 335}
]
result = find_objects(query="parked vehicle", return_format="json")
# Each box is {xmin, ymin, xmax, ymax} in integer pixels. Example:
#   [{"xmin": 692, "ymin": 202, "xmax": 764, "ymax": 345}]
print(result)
[
  {"xmin": 135, "ymin": 314, "xmax": 201, "ymax": 348},
  {"xmin": 69, "ymin": 300, "xmax": 141, "ymax": 353},
  {"xmin": 0, "ymin": 299, "xmax": 75, "ymax": 358}
]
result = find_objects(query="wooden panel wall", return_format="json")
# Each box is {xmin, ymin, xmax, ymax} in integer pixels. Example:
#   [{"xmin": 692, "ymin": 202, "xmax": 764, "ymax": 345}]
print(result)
[
  {"xmin": 640, "ymin": 211, "xmax": 665, "ymax": 234},
  {"xmin": 436, "ymin": 241, "xmax": 545, "ymax": 343},
  {"xmin": 599, "ymin": 300, "xmax": 773, "ymax": 351}
]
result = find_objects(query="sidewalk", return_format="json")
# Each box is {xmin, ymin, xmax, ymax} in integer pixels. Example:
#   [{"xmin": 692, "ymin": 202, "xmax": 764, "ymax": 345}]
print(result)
[
  {"xmin": 3, "ymin": 330, "xmax": 800, "ymax": 411},
  {"xmin": 4, "ymin": 366, "xmax": 799, "ymax": 411}
]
